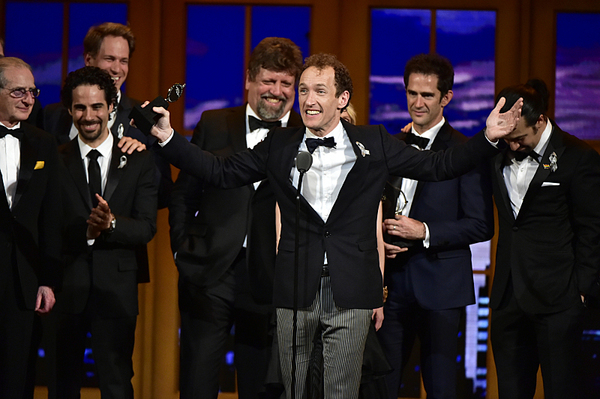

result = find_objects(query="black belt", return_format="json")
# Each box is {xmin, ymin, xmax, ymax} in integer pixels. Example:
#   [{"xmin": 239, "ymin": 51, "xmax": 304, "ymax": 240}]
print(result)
[{"xmin": 321, "ymin": 266, "xmax": 329, "ymax": 277}]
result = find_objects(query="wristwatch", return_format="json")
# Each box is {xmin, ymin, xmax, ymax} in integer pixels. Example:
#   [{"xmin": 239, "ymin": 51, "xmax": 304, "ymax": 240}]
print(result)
[{"xmin": 108, "ymin": 216, "xmax": 116, "ymax": 233}]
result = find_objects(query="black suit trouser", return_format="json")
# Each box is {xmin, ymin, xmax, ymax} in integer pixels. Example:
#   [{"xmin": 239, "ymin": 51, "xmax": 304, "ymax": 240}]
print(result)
[
  {"xmin": 377, "ymin": 270, "xmax": 462, "ymax": 399},
  {"xmin": 0, "ymin": 261, "xmax": 35, "ymax": 399},
  {"xmin": 491, "ymin": 283, "xmax": 585, "ymax": 399},
  {"xmin": 178, "ymin": 249, "xmax": 275, "ymax": 399},
  {"xmin": 53, "ymin": 309, "xmax": 137, "ymax": 399}
]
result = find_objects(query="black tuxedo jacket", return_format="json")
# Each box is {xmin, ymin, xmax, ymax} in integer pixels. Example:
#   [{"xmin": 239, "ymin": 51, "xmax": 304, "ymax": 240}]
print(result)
[
  {"xmin": 0, "ymin": 122, "xmax": 62, "ymax": 308},
  {"xmin": 159, "ymin": 119, "xmax": 499, "ymax": 309},
  {"xmin": 43, "ymin": 95, "xmax": 173, "ymax": 210},
  {"xmin": 56, "ymin": 138, "xmax": 157, "ymax": 318},
  {"xmin": 169, "ymin": 105, "xmax": 303, "ymax": 303},
  {"xmin": 383, "ymin": 122, "xmax": 494, "ymax": 310},
  {"xmin": 490, "ymin": 122, "xmax": 600, "ymax": 313}
]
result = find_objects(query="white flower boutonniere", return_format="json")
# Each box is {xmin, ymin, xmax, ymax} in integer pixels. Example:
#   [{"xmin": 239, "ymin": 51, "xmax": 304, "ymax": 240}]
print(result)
[
  {"xmin": 356, "ymin": 141, "xmax": 370, "ymax": 157},
  {"xmin": 543, "ymin": 152, "xmax": 558, "ymax": 172},
  {"xmin": 118, "ymin": 155, "xmax": 128, "ymax": 169}
]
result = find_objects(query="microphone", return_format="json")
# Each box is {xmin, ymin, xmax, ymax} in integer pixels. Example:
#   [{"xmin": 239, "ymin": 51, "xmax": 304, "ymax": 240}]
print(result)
[
  {"xmin": 295, "ymin": 151, "xmax": 313, "ymax": 174},
  {"xmin": 291, "ymin": 150, "xmax": 312, "ymax": 399}
]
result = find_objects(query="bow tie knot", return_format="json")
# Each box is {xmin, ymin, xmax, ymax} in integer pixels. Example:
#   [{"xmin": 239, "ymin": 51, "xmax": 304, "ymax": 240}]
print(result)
[
  {"xmin": 404, "ymin": 133, "xmax": 429, "ymax": 149},
  {"xmin": 512, "ymin": 150, "xmax": 541, "ymax": 163},
  {"xmin": 0, "ymin": 125, "xmax": 24, "ymax": 140},
  {"xmin": 248, "ymin": 116, "xmax": 281, "ymax": 131},
  {"xmin": 306, "ymin": 137, "xmax": 336, "ymax": 153}
]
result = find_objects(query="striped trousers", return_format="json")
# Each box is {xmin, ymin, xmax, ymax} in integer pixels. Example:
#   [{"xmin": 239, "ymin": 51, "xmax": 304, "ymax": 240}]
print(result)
[{"xmin": 277, "ymin": 273, "xmax": 372, "ymax": 399}]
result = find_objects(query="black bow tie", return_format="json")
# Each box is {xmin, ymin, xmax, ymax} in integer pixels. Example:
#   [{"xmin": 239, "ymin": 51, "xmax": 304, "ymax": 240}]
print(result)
[
  {"xmin": 0, "ymin": 125, "xmax": 24, "ymax": 140},
  {"xmin": 248, "ymin": 116, "xmax": 281, "ymax": 132},
  {"xmin": 405, "ymin": 133, "xmax": 429, "ymax": 149},
  {"xmin": 306, "ymin": 137, "xmax": 336, "ymax": 154},
  {"xmin": 512, "ymin": 150, "xmax": 541, "ymax": 163}
]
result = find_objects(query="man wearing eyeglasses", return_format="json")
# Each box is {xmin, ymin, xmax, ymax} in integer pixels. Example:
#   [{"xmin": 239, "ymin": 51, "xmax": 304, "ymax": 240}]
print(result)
[
  {"xmin": 378, "ymin": 54, "xmax": 494, "ymax": 399},
  {"xmin": 0, "ymin": 57, "xmax": 62, "ymax": 399}
]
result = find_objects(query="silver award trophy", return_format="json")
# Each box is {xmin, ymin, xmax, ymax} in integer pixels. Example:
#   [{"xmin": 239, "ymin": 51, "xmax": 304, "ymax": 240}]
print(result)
[{"xmin": 129, "ymin": 83, "xmax": 186, "ymax": 135}]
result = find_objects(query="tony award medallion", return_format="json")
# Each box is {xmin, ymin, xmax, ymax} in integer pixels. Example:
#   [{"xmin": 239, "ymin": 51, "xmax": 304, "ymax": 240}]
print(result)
[{"xmin": 129, "ymin": 83, "xmax": 186, "ymax": 135}]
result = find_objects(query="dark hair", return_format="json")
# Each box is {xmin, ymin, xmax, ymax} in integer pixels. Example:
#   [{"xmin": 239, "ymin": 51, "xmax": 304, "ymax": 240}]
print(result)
[
  {"xmin": 404, "ymin": 53, "xmax": 454, "ymax": 96},
  {"xmin": 0, "ymin": 57, "xmax": 32, "ymax": 88},
  {"xmin": 0, "ymin": 36, "xmax": 4, "ymax": 56},
  {"xmin": 496, "ymin": 79, "xmax": 549, "ymax": 127},
  {"xmin": 61, "ymin": 66, "xmax": 118, "ymax": 109},
  {"xmin": 83, "ymin": 22, "xmax": 135, "ymax": 58},
  {"xmin": 302, "ymin": 53, "xmax": 353, "ymax": 103},
  {"xmin": 247, "ymin": 37, "xmax": 303, "ymax": 83}
]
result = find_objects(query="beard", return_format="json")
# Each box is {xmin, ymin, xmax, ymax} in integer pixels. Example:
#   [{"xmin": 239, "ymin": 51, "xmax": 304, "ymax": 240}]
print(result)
[{"xmin": 256, "ymin": 96, "xmax": 287, "ymax": 121}]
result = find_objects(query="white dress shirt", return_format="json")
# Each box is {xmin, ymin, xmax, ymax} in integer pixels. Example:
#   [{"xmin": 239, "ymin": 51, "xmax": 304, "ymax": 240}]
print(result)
[
  {"xmin": 397, "ymin": 118, "xmax": 446, "ymax": 247},
  {"xmin": 503, "ymin": 120, "xmax": 552, "ymax": 218},
  {"xmin": 0, "ymin": 122, "xmax": 22, "ymax": 209}
]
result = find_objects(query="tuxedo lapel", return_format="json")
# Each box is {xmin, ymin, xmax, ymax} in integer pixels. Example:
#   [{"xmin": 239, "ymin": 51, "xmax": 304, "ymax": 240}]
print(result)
[
  {"xmin": 517, "ymin": 128, "xmax": 565, "ymax": 219},
  {"xmin": 229, "ymin": 106, "xmax": 250, "ymax": 154},
  {"xmin": 411, "ymin": 126, "xmax": 450, "ymax": 207},
  {"xmin": 327, "ymin": 122, "xmax": 371, "ymax": 223},
  {"xmin": 13, "ymin": 129, "xmax": 37, "ymax": 208},
  {"xmin": 103, "ymin": 143, "xmax": 125, "ymax": 202},
  {"xmin": 62, "ymin": 140, "xmax": 94, "ymax": 210},
  {"xmin": 493, "ymin": 150, "xmax": 515, "ymax": 222}
]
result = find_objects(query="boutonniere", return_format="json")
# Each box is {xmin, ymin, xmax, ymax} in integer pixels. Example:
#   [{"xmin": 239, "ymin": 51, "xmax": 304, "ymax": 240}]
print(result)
[
  {"xmin": 356, "ymin": 141, "xmax": 370, "ymax": 157},
  {"xmin": 543, "ymin": 152, "xmax": 558, "ymax": 172},
  {"xmin": 117, "ymin": 123, "xmax": 124, "ymax": 139},
  {"xmin": 118, "ymin": 155, "xmax": 128, "ymax": 169}
]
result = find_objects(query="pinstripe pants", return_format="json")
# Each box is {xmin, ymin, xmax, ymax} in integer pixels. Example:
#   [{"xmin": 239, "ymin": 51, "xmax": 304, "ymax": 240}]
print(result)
[{"xmin": 277, "ymin": 274, "xmax": 372, "ymax": 399}]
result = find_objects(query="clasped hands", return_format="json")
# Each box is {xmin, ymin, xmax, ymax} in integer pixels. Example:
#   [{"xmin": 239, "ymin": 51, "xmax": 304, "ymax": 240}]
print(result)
[
  {"xmin": 383, "ymin": 214, "xmax": 425, "ymax": 258},
  {"xmin": 86, "ymin": 194, "xmax": 114, "ymax": 239}
]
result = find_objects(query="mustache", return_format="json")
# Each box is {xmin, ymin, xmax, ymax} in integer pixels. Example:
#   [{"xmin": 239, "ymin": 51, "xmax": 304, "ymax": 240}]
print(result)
[{"xmin": 261, "ymin": 94, "xmax": 286, "ymax": 101}]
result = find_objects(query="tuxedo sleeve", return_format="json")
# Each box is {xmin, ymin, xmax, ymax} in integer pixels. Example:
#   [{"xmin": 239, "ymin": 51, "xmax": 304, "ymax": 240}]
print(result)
[
  {"xmin": 158, "ymin": 129, "xmax": 267, "ymax": 188},
  {"xmin": 427, "ymin": 162, "xmax": 494, "ymax": 248},
  {"xmin": 383, "ymin": 127, "xmax": 499, "ymax": 181},
  {"xmin": 38, "ymin": 135, "xmax": 62, "ymax": 288},
  {"xmin": 569, "ymin": 146, "xmax": 600, "ymax": 298}
]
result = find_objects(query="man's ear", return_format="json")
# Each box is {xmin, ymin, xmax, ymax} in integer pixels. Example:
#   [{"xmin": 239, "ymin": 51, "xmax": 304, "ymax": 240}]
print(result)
[
  {"xmin": 441, "ymin": 90, "xmax": 453, "ymax": 107},
  {"xmin": 337, "ymin": 90, "xmax": 350, "ymax": 110},
  {"xmin": 244, "ymin": 70, "xmax": 252, "ymax": 91},
  {"xmin": 84, "ymin": 53, "xmax": 93, "ymax": 67},
  {"xmin": 67, "ymin": 107, "xmax": 72, "ymax": 116}
]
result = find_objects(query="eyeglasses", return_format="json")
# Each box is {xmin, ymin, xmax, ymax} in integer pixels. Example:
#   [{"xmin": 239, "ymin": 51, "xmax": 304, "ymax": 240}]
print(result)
[{"xmin": 2, "ymin": 87, "xmax": 41, "ymax": 99}]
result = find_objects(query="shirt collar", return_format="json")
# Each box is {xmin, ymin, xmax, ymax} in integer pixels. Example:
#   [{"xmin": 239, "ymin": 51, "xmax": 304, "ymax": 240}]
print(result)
[
  {"xmin": 410, "ymin": 117, "xmax": 445, "ymax": 149},
  {"xmin": 305, "ymin": 119, "xmax": 345, "ymax": 142},
  {"xmin": 532, "ymin": 119, "xmax": 553, "ymax": 157},
  {"xmin": 0, "ymin": 121, "xmax": 21, "ymax": 130},
  {"xmin": 78, "ymin": 130, "xmax": 114, "ymax": 159},
  {"xmin": 246, "ymin": 103, "xmax": 291, "ymax": 129}
]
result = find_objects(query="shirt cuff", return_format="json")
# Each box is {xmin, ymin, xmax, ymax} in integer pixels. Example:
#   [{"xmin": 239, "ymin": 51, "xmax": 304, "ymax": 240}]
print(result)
[
  {"xmin": 158, "ymin": 129, "xmax": 175, "ymax": 147},
  {"xmin": 422, "ymin": 222, "xmax": 431, "ymax": 248}
]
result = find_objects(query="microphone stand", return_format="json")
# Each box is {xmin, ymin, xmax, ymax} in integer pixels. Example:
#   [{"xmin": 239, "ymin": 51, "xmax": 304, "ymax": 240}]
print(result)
[{"xmin": 291, "ymin": 151, "xmax": 312, "ymax": 399}]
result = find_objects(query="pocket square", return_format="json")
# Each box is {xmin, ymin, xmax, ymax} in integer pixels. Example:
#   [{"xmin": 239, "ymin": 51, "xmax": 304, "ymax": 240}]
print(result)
[
  {"xmin": 34, "ymin": 161, "xmax": 45, "ymax": 170},
  {"xmin": 541, "ymin": 182, "xmax": 560, "ymax": 187}
]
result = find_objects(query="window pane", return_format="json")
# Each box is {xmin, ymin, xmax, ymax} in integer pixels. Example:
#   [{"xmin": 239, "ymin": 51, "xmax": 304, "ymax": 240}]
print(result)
[
  {"xmin": 370, "ymin": 9, "xmax": 431, "ymax": 133},
  {"xmin": 5, "ymin": 1, "xmax": 63, "ymax": 107},
  {"xmin": 184, "ymin": 5, "xmax": 246, "ymax": 130},
  {"xmin": 555, "ymin": 13, "xmax": 600, "ymax": 140},
  {"xmin": 68, "ymin": 3, "xmax": 128, "ymax": 74},
  {"xmin": 251, "ymin": 6, "xmax": 311, "ymax": 57},
  {"xmin": 436, "ymin": 10, "xmax": 496, "ymax": 137}
]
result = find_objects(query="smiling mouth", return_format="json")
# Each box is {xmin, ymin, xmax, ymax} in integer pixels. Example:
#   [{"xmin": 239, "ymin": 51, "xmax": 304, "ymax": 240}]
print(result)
[
  {"xmin": 262, "ymin": 96, "xmax": 283, "ymax": 105},
  {"xmin": 306, "ymin": 110, "xmax": 320, "ymax": 115}
]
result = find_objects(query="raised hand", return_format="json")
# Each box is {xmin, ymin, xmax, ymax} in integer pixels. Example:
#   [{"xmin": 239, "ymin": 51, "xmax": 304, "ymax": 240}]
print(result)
[{"xmin": 485, "ymin": 97, "xmax": 523, "ymax": 141}]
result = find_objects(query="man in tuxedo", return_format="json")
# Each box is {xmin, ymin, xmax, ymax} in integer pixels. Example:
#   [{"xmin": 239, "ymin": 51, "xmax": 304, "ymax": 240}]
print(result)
[
  {"xmin": 489, "ymin": 79, "xmax": 600, "ymax": 399},
  {"xmin": 0, "ymin": 57, "xmax": 61, "ymax": 399},
  {"xmin": 52, "ymin": 66, "xmax": 157, "ymax": 399},
  {"xmin": 143, "ymin": 53, "xmax": 521, "ymax": 399},
  {"xmin": 43, "ymin": 22, "xmax": 172, "ymax": 209},
  {"xmin": 168, "ymin": 37, "xmax": 303, "ymax": 399},
  {"xmin": 378, "ymin": 54, "xmax": 494, "ymax": 399}
]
